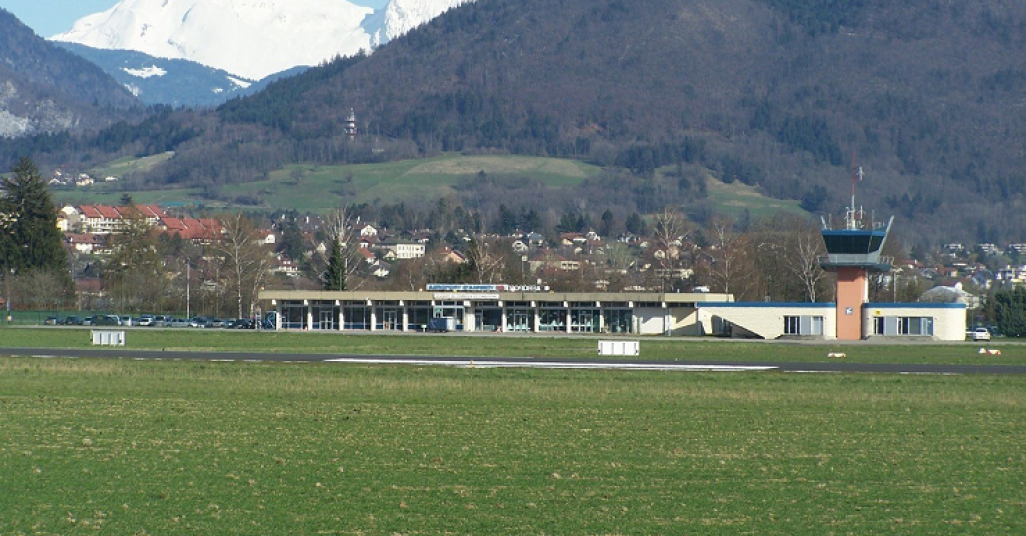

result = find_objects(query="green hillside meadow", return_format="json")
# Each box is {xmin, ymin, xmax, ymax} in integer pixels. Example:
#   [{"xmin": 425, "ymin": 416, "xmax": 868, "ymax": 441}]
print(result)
[
  {"xmin": 50, "ymin": 153, "xmax": 804, "ymax": 217},
  {"xmin": 1, "ymin": 356, "xmax": 1023, "ymax": 534},
  {"xmin": 55, "ymin": 154, "xmax": 602, "ymax": 212}
]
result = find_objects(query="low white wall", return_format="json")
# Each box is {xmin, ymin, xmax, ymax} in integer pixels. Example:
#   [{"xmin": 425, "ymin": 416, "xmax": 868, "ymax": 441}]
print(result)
[
  {"xmin": 698, "ymin": 304, "xmax": 836, "ymax": 340},
  {"xmin": 671, "ymin": 309, "xmax": 701, "ymax": 336},
  {"xmin": 635, "ymin": 307, "xmax": 666, "ymax": 334}
]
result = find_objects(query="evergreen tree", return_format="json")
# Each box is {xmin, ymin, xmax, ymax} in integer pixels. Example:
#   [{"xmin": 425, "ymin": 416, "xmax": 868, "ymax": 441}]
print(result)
[
  {"xmin": 599, "ymin": 209, "xmax": 616, "ymax": 238},
  {"xmin": 495, "ymin": 204, "xmax": 518, "ymax": 235},
  {"xmin": 323, "ymin": 238, "xmax": 347, "ymax": 291},
  {"xmin": 520, "ymin": 208, "xmax": 542, "ymax": 234},
  {"xmin": 0, "ymin": 158, "xmax": 68, "ymax": 277},
  {"xmin": 277, "ymin": 218, "xmax": 304, "ymax": 261},
  {"xmin": 992, "ymin": 287, "xmax": 1026, "ymax": 337},
  {"xmin": 625, "ymin": 212, "xmax": 648, "ymax": 236},
  {"xmin": 320, "ymin": 207, "xmax": 362, "ymax": 291}
]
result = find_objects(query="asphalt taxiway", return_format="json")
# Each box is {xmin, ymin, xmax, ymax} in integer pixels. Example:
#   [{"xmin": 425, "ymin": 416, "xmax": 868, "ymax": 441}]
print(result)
[{"xmin": 3, "ymin": 347, "xmax": 1026, "ymax": 375}]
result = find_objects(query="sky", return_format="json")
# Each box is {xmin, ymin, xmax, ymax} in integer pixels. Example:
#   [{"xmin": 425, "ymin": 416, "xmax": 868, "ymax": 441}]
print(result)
[{"xmin": 1, "ymin": 0, "xmax": 389, "ymax": 38}]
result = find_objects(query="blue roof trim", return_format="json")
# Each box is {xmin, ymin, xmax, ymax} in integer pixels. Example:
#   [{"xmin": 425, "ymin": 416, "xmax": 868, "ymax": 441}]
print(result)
[
  {"xmin": 699, "ymin": 302, "xmax": 834, "ymax": 308},
  {"xmin": 866, "ymin": 302, "xmax": 966, "ymax": 309},
  {"xmin": 822, "ymin": 229, "xmax": 888, "ymax": 236}
]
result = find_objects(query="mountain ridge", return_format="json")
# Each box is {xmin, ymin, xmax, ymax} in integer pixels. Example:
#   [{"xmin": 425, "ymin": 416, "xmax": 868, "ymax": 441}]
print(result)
[
  {"xmin": 7, "ymin": 0, "xmax": 1026, "ymax": 245},
  {"xmin": 52, "ymin": 0, "xmax": 477, "ymax": 81},
  {"xmin": 0, "ymin": 9, "xmax": 140, "ymax": 137},
  {"xmin": 52, "ymin": 42, "xmax": 289, "ymax": 108}
]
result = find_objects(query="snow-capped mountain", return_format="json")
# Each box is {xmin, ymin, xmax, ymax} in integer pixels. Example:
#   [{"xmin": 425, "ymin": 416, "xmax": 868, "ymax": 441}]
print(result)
[
  {"xmin": 365, "ymin": 0, "xmax": 473, "ymax": 47},
  {"xmin": 54, "ymin": 42, "xmax": 295, "ymax": 108},
  {"xmin": 52, "ymin": 0, "xmax": 475, "ymax": 81}
]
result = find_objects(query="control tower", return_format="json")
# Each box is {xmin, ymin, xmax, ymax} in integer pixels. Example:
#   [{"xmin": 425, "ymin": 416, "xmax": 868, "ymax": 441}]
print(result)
[{"xmin": 820, "ymin": 166, "xmax": 893, "ymax": 340}]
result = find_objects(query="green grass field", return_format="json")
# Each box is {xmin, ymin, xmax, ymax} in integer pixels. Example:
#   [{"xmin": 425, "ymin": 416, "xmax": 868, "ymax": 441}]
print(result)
[
  {"xmin": 54, "ymin": 153, "xmax": 601, "ymax": 212},
  {"xmin": 703, "ymin": 175, "xmax": 807, "ymax": 218},
  {"xmin": 4, "ymin": 327, "xmax": 1026, "ymax": 366},
  {"xmin": 51, "ymin": 152, "xmax": 809, "ymax": 217},
  {"xmin": 1, "ymin": 357, "xmax": 1023, "ymax": 534}
]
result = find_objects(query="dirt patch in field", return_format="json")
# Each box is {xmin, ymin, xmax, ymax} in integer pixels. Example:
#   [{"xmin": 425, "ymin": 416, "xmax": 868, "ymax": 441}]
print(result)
[{"xmin": 407, "ymin": 156, "xmax": 587, "ymax": 178}]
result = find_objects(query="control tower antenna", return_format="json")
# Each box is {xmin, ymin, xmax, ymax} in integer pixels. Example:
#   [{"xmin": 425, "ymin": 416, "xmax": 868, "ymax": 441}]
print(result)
[{"xmin": 847, "ymin": 151, "xmax": 864, "ymax": 230}]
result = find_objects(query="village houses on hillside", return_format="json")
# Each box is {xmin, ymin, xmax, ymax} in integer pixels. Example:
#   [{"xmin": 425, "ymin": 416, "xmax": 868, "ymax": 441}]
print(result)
[{"xmin": 54, "ymin": 203, "xmax": 1026, "ymax": 308}]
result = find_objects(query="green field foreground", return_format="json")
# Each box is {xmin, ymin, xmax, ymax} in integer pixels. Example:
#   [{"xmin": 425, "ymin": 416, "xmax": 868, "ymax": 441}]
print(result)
[
  {"xmin": 3, "ymin": 326, "xmax": 1026, "ymax": 366},
  {"xmin": 1, "ymin": 357, "xmax": 1023, "ymax": 534}
]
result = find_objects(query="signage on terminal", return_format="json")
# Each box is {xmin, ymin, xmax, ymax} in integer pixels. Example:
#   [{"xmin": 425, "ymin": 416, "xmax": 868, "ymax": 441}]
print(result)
[
  {"xmin": 434, "ymin": 293, "xmax": 500, "ymax": 300},
  {"xmin": 427, "ymin": 284, "xmax": 548, "ymax": 292}
]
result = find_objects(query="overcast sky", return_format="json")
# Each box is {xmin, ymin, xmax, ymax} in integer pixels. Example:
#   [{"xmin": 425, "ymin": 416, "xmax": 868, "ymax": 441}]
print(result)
[{"xmin": 2, "ymin": 0, "xmax": 388, "ymax": 38}]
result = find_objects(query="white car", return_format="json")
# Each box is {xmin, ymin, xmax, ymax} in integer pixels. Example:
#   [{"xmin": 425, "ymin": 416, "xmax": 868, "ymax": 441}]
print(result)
[{"xmin": 971, "ymin": 327, "xmax": 991, "ymax": 341}]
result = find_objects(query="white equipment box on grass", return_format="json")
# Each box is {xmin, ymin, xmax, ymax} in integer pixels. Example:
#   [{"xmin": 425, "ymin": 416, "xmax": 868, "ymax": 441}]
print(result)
[
  {"xmin": 91, "ymin": 330, "xmax": 126, "ymax": 346},
  {"xmin": 598, "ymin": 340, "xmax": 639, "ymax": 356}
]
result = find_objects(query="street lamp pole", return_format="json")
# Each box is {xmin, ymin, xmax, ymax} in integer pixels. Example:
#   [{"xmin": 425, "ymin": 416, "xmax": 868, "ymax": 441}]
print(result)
[{"xmin": 5, "ymin": 268, "xmax": 13, "ymax": 326}]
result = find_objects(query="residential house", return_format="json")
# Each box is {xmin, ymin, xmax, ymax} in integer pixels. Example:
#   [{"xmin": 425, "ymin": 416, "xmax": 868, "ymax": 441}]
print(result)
[
  {"xmin": 159, "ymin": 217, "xmax": 222, "ymax": 243},
  {"xmin": 431, "ymin": 247, "xmax": 466, "ymax": 264},
  {"xmin": 77, "ymin": 204, "xmax": 167, "ymax": 234},
  {"xmin": 1007, "ymin": 243, "xmax": 1026, "ymax": 257},
  {"xmin": 359, "ymin": 224, "xmax": 378, "ymax": 238},
  {"xmin": 524, "ymin": 232, "xmax": 546, "ymax": 248},
  {"xmin": 977, "ymin": 243, "xmax": 998, "ymax": 256},
  {"xmin": 64, "ymin": 233, "xmax": 108, "ymax": 255},
  {"xmin": 379, "ymin": 240, "xmax": 425, "ymax": 260},
  {"xmin": 259, "ymin": 231, "xmax": 277, "ymax": 246},
  {"xmin": 272, "ymin": 254, "xmax": 301, "ymax": 277}
]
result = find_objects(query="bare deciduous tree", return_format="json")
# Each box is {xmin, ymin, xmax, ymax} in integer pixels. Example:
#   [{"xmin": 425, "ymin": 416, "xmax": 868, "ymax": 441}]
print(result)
[
  {"xmin": 752, "ymin": 214, "xmax": 828, "ymax": 302},
  {"xmin": 104, "ymin": 210, "xmax": 163, "ymax": 312},
  {"xmin": 320, "ymin": 206, "xmax": 364, "ymax": 291},
  {"xmin": 700, "ymin": 217, "xmax": 762, "ymax": 301},
  {"xmin": 652, "ymin": 206, "xmax": 690, "ymax": 261},
  {"xmin": 463, "ymin": 237, "xmax": 506, "ymax": 284},
  {"xmin": 215, "ymin": 214, "xmax": 272, "ymax": 319}
]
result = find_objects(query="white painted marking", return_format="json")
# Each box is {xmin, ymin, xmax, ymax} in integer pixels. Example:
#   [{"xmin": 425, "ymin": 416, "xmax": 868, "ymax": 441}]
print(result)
[{"xmin": 324, "ymin": 358, "xmax": 777, "ymax": 372}]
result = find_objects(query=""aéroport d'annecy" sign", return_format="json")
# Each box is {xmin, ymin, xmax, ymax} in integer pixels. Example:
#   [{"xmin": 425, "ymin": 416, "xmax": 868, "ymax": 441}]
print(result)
[{"xmin": 426, "ymin": 284, "xmax": 550, "ymax": 293}]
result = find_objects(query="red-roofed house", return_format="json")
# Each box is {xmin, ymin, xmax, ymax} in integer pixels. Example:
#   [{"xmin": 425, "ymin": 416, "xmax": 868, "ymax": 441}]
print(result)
[{"xmin": 64, "ymin": 233, "xmax": 108, "ymax": 254}]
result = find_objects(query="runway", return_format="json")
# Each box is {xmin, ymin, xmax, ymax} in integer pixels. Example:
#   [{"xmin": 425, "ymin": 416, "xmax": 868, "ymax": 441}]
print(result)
[{"xmin": 4, "ymin": 347, "xmax": 1026, "ymax": 375}]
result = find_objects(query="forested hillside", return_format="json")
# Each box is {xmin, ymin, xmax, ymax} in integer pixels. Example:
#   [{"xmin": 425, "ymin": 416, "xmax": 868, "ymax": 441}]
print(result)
[
  {"xmin": 0, "ymin": 10, "xmax": 141, "ymax": 137},
  {"xmin": 4, "ymin": 0, "xmax": 1026, "ymax": 244}
]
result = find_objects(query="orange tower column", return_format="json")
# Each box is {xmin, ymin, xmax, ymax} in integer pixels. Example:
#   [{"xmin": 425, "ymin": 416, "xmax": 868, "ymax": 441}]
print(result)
[{"xmin": 834, "ymin": 267, "xmax": 868, "ymax": 340}]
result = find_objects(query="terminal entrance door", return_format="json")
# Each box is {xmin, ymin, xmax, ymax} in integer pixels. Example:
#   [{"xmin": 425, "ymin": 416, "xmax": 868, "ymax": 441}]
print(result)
[
  {"xmin": 382, "ymin": 309, "xmax": 399, "ymax": 330},
  {"xmin": 319, "ymin": 310, "xmax": 335, "ymax": 330},
  {"xmin": 511, "ymin": 311, "xmax": 529, "ymax": 332},
  {"xmin": 573, "ymin": 310, "xmax": 596, "ymax": 333}
]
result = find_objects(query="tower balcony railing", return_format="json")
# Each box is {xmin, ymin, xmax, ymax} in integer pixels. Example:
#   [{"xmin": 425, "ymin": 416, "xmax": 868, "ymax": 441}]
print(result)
[{"xmin": 818, "ymin": 255, "xmax": 894, "ymax": 270}]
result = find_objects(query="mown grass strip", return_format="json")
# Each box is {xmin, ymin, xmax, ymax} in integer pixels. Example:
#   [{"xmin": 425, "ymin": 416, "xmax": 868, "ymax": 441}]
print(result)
[{"xmin": 0, "ymin": 357, "xmax": 1023, "ymax": 534}]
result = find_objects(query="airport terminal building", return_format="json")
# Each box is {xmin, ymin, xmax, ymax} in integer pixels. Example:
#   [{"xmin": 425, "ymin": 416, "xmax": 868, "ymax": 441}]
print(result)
[{"xmin": 258, "ymin": 284, "xmax": 966, "ymax": 340}]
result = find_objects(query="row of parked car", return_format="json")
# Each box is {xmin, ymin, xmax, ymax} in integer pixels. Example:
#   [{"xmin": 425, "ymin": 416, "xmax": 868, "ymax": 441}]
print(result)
[{"xmin": 46, "ymin": 314, "xmax": 268, "ymax": 329}]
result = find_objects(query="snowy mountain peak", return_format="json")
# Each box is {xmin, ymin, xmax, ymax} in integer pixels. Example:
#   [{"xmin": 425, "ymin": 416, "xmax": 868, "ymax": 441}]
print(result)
[
  {"xmin": 52, "ymin": 0, "xmax": 476, "ymax": 81},
  {"xmin": 366, "ymin": 0, "xmax": 474, "ymax": 47}
]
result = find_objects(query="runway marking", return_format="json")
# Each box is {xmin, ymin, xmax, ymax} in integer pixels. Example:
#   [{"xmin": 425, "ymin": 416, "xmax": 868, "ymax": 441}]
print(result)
[{"xmin": 325, "ymin": 358, "xmax": 777, "ymax": 372}]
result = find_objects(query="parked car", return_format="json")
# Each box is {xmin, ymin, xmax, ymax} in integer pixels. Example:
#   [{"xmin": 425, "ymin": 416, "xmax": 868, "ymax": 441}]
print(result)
[
  {"xmin": 971, "ymin": 327, "xmax": 991, "ymax": 341},
  {"xmin": 93, "ymin": 315, "xmax": 123, "ymax": 326},
  {"xmin": 169, "ymin": 318, "xmax": 192, "ymax": 328},
  {"xmin": 152, "ymin": 315, "xmax": 172, "ymax": 327},
  {"xmin": 137, "ymin": 315, "xmax": 155, "ymax": 327},
  {"xmin": 63, "ymin": 315, "xmax": 84, "ymax": 326}
]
